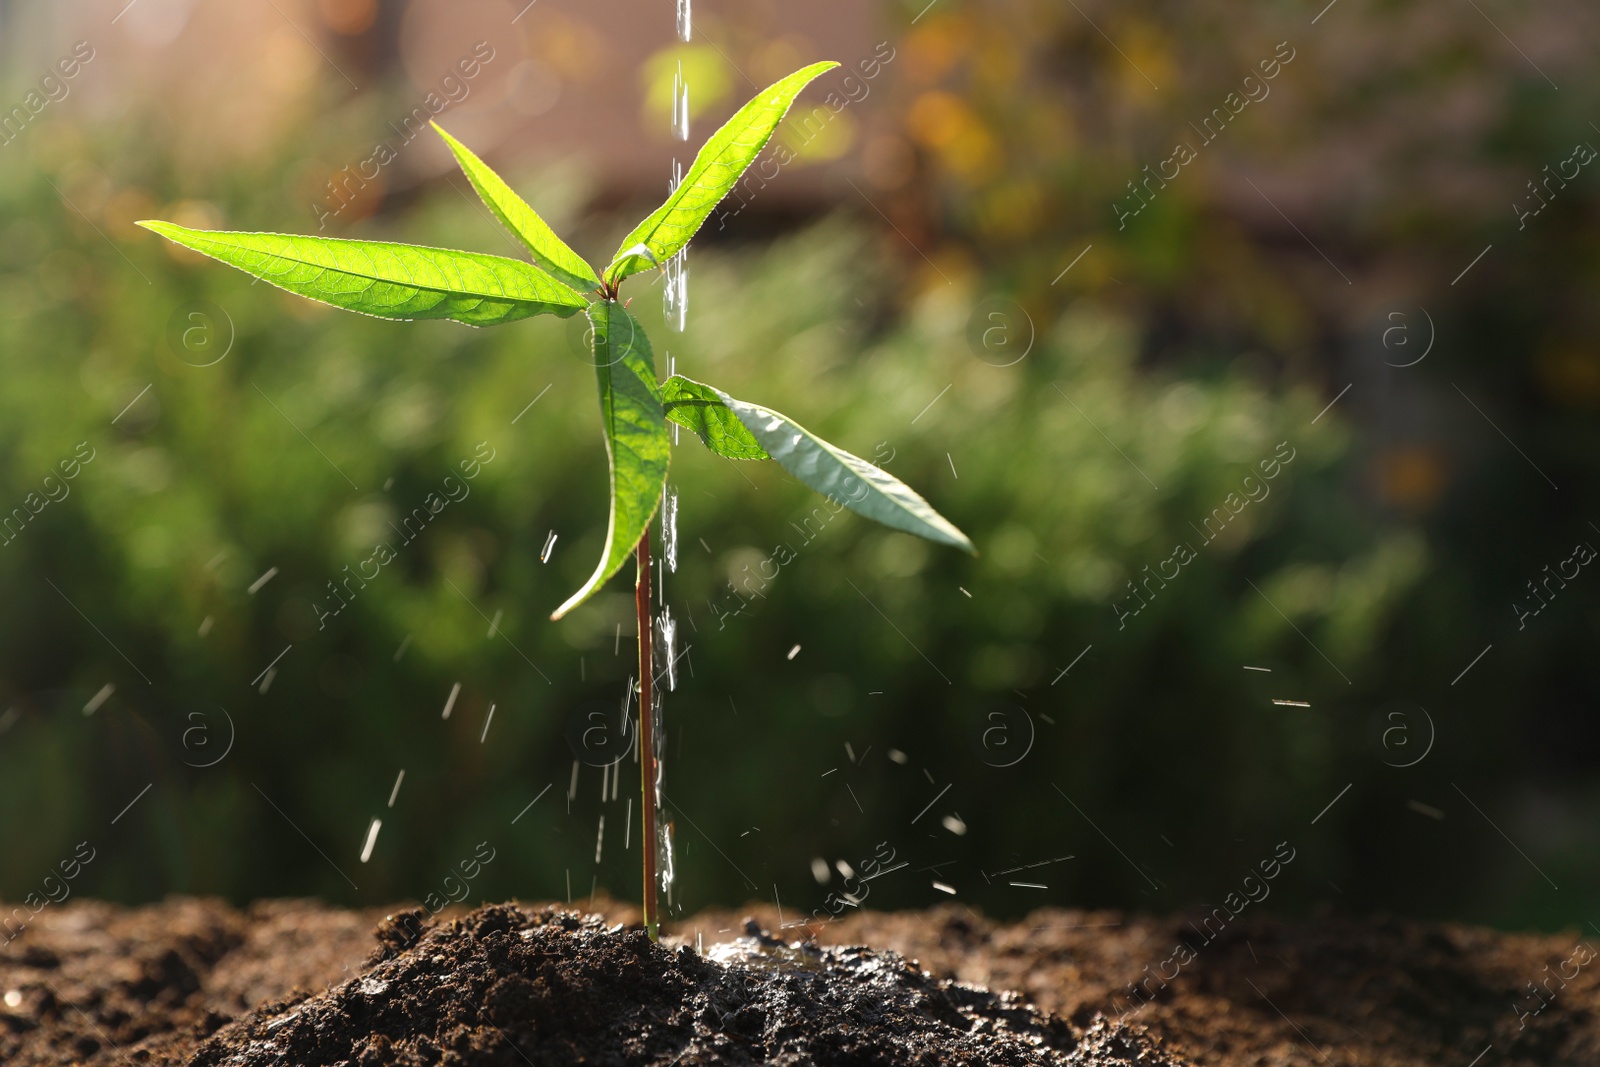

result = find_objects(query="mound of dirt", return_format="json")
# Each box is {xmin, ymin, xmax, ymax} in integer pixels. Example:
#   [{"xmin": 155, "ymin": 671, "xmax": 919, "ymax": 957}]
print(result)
[
  {"xmin": 186, "ymin": 905, "xmax": 1180, "ymax": 1067},
  {"xmin": 4, "ymin": 896, "xmax": 1599, "ymax": 1066}
]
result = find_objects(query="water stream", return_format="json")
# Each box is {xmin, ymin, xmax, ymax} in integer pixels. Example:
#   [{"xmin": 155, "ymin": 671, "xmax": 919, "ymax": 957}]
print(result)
[{"xmin": 651, "ymin": 0, "xmax": 691, "ymax": 920}]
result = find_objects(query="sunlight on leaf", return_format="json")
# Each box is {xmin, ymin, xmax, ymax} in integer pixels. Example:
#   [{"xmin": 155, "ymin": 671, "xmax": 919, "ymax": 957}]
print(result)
[
  {"xmin": 136, "ymin": 222, "xmax": 587, "ymax": 326},
  {"xmin": 431, "ymin": 122, "xmax": 601, "ymax": 295},
  {"xmin": 604, "ymin": 61, "xmax": 838, "ymax": 286},
  {"xmin": 552, "ymin": 303, "xmax": 672, "ymax": 619},
  {"xmin": 662, "ymin": 374, "xmax": 769, "ymax": 460},
  {"xmin": 712, "ymin": 385, "xmax": 976, "ymax": 553}
]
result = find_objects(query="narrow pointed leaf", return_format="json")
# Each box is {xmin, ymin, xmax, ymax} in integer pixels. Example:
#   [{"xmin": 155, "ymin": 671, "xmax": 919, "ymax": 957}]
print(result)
[
  {"xmin": 552, "ymin": 304, "xmax": 671, "ymax": 619},
  {"xmin": 137, "ymin": 221, "xmax": 586, "ymax": 326},
  {"xmin": 714, "ymin": 387, "xmax": 976, "ymax": 554},
  {"xmin": 431, "ymin": 122, "xmax": 601, "ymax": 294},
  {"xmin": 604, "ymin": 61, "xmax": 838, "ymax": 285},
  {"xmin": 662, "ymin": 374, "xmax": 769, "ymax": 460}
]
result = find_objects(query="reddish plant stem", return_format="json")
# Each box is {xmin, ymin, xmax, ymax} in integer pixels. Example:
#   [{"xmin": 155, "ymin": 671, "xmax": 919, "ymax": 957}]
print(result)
[{"xmin": 635, "ymin": 529, "xmax": 659, "ymax": 941}]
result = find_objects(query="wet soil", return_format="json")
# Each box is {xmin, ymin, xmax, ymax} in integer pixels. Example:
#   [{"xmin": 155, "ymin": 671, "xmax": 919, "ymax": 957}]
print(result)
[{"xmin": 1, "ymin": 897, "xmax": 1596, "ymax": 1066}]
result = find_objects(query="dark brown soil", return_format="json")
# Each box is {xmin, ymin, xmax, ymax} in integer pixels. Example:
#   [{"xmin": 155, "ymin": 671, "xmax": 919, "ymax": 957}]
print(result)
[
  {"xmin": 2, "ymin": 897, "xmax": 1596, "ymax": 1066},
  {"xmin": 196, "ymin": 906, "xmax": 1177, "ymax": 1067}
]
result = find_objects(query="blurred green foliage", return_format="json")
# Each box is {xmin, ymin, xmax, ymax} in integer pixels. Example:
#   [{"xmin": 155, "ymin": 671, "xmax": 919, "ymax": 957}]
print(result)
[{"xmin": 0, "ymin": 163, "xmax": 1411, "ymax": 919}]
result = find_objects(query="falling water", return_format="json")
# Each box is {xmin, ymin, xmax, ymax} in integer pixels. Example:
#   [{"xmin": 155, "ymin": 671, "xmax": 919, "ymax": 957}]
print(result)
[
  {"xmin": 649, "ymin": 674, "xmax": 675, "ymax": 909},
  {"xmin": 672, "ymin": 60, "xmax": 690, "ymax": 142},
  {"xmin": 659, "ymin": 813, "xmax": 677, "ymax": 908},
  {"xmin": 661, "ymin": 487, "xmax": 679, "ymax": 572},
  {"xmin": 667, "ymin": 352, "xmax": 679, "ymax": 445},
  {"xmin": 657, "ymin": 606, "xmax": 677, "ymax": 691},
  {"xmin": 664, "ymin": 160, "xmax": 689, "ymax": 333},
  {"xmin": 647, "ymin": 0, "xmax": 688, "ymax": 926},
  {"xmin": 665, "ymin": 248, "xmax": 688, "ymax": 332}
]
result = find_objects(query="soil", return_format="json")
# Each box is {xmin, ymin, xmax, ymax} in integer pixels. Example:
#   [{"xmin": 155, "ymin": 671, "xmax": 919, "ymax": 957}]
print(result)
[{"xmin": 1, "ymin": 897, "xmax": 1596, "ymax": 1066}]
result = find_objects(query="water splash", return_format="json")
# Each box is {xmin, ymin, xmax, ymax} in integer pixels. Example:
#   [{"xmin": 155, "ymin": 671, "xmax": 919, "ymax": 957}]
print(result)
[
  {"xmin": 676, "ymin": 0, "xmax": 691, "ymax": 42},
  {"xmin": 646, "ymin": 673, "xmax": 673, "ymax": 905},
  {"xmin": 665, "ymin": 249, "xmax": 688, "ymax": 332},
  {"xmin": 659, "ymin": 813, "xmax": 677, "ymax": 906},
  {"xmin": 661, "ymin": 487, "xmax": 679, "ymax": 572},
  {"xmin": 656, "ymin": 606, "xmax": 677, "ymax": 691},
  {"xmin": 705, "ymin": 921, "xmax": 827, "ymax": 971}
]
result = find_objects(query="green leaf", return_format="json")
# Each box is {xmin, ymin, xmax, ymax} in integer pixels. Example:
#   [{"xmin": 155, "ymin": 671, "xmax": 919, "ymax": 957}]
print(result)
[
  {"xmin": 431, "ymin": 122, "xmax": 601, "ymax": 294},
  {"xmin": 713, "ymin": 387, "xmax": 976, "ymax": 554},
  {"xmin": 604, "ymin": 61, "xmax": 838, "ymax": 286},
  {"xmin": 552, "ymin": 303, "xmax": 672, "ymax": 619},
  {"xmin": 662, "ymin": 374, "xmax": 770, "ymax": 460},
  {"xmin": 136, "ymin": 221, "xmax": 587, "ymax": 326}
]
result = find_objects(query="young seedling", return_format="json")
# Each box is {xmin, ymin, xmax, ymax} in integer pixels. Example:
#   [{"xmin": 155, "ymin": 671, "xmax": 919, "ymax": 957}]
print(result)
[{"xmin": 139, "ymin": 61, "xmax": 974, "ymax": 941}]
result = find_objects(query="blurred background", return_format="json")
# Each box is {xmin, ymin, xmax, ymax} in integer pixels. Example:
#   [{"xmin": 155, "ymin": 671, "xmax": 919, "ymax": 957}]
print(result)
[{"xmin": 0, "ymin": 0, "xmax": 1595, "ymax": 934}]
